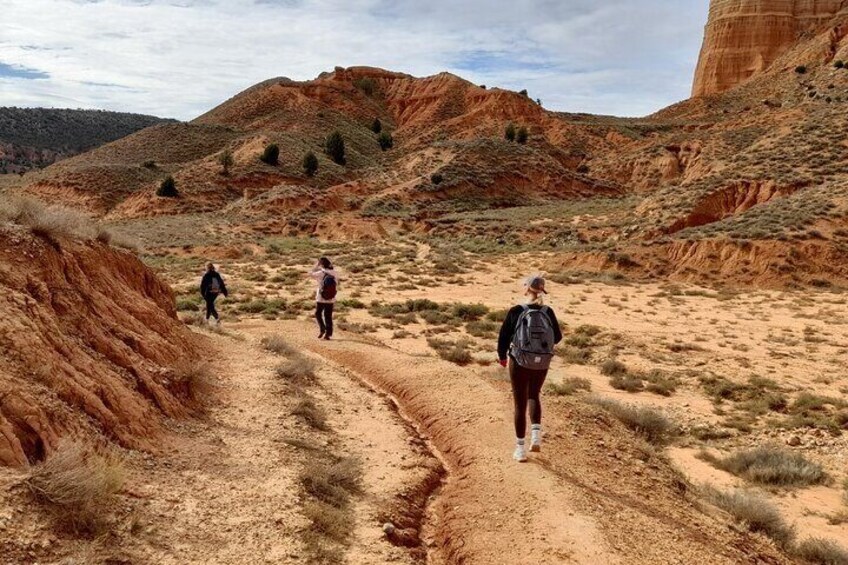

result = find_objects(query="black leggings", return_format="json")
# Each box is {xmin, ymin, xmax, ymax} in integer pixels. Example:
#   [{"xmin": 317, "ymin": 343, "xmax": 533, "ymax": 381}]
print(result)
[
  {"xmin": 509, "ymin": 360, "xmax": 547, "ymax": 439},
  {"xmin": 316, "ymin": 302, "xmax": 334, "ymax": 337},
  {"xmin": 204, "ymin": 294, "xmax": 219, "ymax": 320}
]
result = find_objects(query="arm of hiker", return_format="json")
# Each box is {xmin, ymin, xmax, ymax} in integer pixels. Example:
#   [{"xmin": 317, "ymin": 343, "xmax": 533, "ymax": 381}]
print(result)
[
  {"xmin": 547, "ymin": 308, "xmax": 563, "ymax": 344},
  {"xmin": 497, "ymin": 306, "xmax": 520, "ymax": 364},
  {"xmin": 200, "ymin": 274, "xmax": 208, "ymax": 298},
  {"xmin": 219, "ymin": 274, "xmax": 228, "ymax": 297}
]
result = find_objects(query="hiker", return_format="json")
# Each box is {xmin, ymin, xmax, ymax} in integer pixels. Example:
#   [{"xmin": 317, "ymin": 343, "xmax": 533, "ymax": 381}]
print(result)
[
  {"xmin": 309, "ymin": 257, "xmax": 338, "ymax": 340},
  {"xmin": 200, "ymin": 263, "xmax": 228, "ymax": 324},
  {"xmin": 497, "ymin": 275, "xmax": 562, "ymax": 462}
]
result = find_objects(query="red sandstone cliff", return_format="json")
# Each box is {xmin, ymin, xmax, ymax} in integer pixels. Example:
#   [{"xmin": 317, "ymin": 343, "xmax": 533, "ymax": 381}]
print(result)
[{"xmin": 693, "ymin": 0, "xmax": 848, "ymax": 96}]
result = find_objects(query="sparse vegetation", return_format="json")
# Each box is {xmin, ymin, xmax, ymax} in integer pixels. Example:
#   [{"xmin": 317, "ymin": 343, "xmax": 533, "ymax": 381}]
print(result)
[
  {"xmin": 156, "ymin": 176, "xmax": 178, "ymax": 198},
  {"xmin": 431, "ymin": 172, "xmax": 444, "ymax": 185},
  {"xmin": 371, "ymin": 118, "xmax": 382, "ymax": 133},
  {"xmin": 703, "ymin": 486, "xmax": 795, "ymax": 548},
  {"xmin": 218, "ymin": 149, "xmax": 234, "ymax": 175},
  {"xmin": 699, "ymin": 445, "xmax": 826, "ymax": 487},
  {"xmin": 600, "ymin": 358, "xmax": 627, "ymax": 377},
  {"xmin": 303, "ymin": 151, "xmax": 319, "ymax": 176},
  {"xmin": 590, "ymin": 397, "xmax": 675, "ymax": 444},
  {"xmin": 324, "ymin": 131, "xmax": 346, "ymax": 165},
  {"xmin": 547, "ymin": 377, "xmax": 592, "ymax": 396},
  {"xmin": 292, "ymin": 397, "xmax": 329, "ymax": 431},
  {"xmin": 260, "ymin": 143, "xmax": 280, "ymax": 166},
  {"xmin": 505, "ymin": 123, "xmax": 516, "ymax": 142},
  {"xmin": 25, "ymin": 440, "xmax": 125, "ymax": 534},
  {"xmin": 171, "ymin": 361, "xmax": 214, "ymax": 407},
  {"xmin": 794, "ymin": 537, "xmax": 848, "ymax": 564},
  {"xmin": 261, "ymin": 334, "xmax": 296, "ymax": 356},
  {"xmin": 516, "ymin": 126, "xmax": 528, "ymax": 144},
  {"xmin": 377, "ymin": 131, "xmax": 393, "ymax": 151},
  {"xmin": 795, "ymin": 65, "xmax": 808, "ymax": 74},
  {"xmin": 275, "ymin": 356, "xmax": 318, "ymax": 385},
  {"xmin": 427, "ymin": 337, "xmax": 473, "ymax": 365}
]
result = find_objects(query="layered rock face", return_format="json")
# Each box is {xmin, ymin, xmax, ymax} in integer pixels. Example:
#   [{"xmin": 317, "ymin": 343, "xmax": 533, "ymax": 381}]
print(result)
[
  {"xmin": 693, "ymin": 0, "xmax": 848, "ymax": 96},
  {"xmin": 0, "ymin": 227, "xmax": 200, "ymax": 466}
]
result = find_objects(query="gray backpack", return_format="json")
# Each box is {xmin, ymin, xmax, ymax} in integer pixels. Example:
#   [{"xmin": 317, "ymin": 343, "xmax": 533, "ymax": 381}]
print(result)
[{"xmin": 510, "ymin": 305, "xmax": 556, "ymax": 370}]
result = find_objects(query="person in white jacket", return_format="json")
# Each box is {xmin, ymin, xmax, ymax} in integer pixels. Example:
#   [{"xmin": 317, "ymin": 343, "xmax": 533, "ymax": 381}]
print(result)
[{"xmin": 309, "ymin": 257, "xmax": 338, "ymax": 340}]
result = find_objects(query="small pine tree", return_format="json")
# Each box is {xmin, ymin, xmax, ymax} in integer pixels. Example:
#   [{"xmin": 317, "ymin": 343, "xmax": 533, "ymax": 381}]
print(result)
[
  {"xmin": 156, "ymin": 176, "xmax": 178, "ymax": 198},
  {"xmin": 519, "ymin": 89, "xmax": 528, "ymax": 97},
  {"xmin": 505, "ymin": 123, "xmax": 516, "ymax": 142},
  {"xmin": 218, "ymin": 150, "xmax": 234, "ymax": 176},
  {"xmin": 260, "ymin": 143, "xmax": 279, "ymax": 165},
  {"xmin": 302, "ymin": 151, "xmax": 319, "ymax": 177},
  {"xmin": 536, "ymin": 98, "xmax": 542, "ymax": 106},
  {"xmin": 836, "ymin": 60, "xmax": 845, "ymax": 69},
  {"xmin": 325, "ymin": 131, "xmax": 346, "ymax": 165},
  {"xmin": 516, "ymin": 126, "xmax": 528, "ymax": 144},
  {"xmin": 795, "ymin": 65, "xmax": 808, "ymax": 74},
  {"xmin": 378, "ymin": 132, "xmax": 393, "ymax": 151},
  {"xmin": 371, "ymin": 118, "xmax": 382, "ymax": 133},
  {"xmin": 430, "ymin": 172, "xmax": 444, "ymax": 185}
]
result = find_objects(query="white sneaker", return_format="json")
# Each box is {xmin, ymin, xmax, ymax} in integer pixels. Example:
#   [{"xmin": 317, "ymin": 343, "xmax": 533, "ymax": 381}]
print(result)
[
  {"xmin": 513, "ymin": 444, "xmax": 528, "ymax": 462},
  {"xmin": 530, "ymin": 430, "xmax": 542, "ymax": 452}
]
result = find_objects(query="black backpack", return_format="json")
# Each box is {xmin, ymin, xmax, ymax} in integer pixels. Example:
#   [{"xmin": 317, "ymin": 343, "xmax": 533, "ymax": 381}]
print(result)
[
  {"xmin": 510, "ymin": 305, "xmax": 556, "ymax": 370},
  {"xmin": 320, "ymin": 274, "xmax": 337, "ymax": 300}
]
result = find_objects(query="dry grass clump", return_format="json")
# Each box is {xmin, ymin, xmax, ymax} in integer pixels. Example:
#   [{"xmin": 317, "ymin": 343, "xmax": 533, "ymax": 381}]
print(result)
[
  {"xmin": 427, "ymin": 337, "xmax": 473, "ymax": 365},
  {"xmin": 547, "ymin": 377, "xmax": 592, "ymax": 396},
  {"xmin": 698, "ymin": 445, "xmax": 826, "ymax": 487},
  {"xmin": 25, "ymin": 440, "xmax": 125, "ymax": 534},
  {"xmin": 292, "ymin": 397, "xmax": 329, "ymax": 431},
  {"xmin": 0, "ymin": 196, "xmax": 94, "ymax": 241},
  {"xmin": 793, "ymin": 537, "xmax": 848, "ymax": 564},
  {"xmin": 170, "ymin": 361, "xmax": 215, "ymax": 406},
  {"xmin": 261, "ymin": 334, "xmax": 296, "ymax": 356},
  {"xmin": 275, "ymin": 356, "xmax": 318, "ymax": 386},
  {"xmin": 703, "ymin": 486, "xmax": 795, "ymax": 548},
  {"xmin": 590, "ymin": 397, "xmax": 675, "ymax": 444},
  {"xmin": 600, "ymin": 358, "xmax": 628, "ymax": 377}
]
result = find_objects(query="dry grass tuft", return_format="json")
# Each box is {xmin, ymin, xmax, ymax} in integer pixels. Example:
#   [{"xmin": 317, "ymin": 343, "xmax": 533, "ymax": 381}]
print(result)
[
  {"xmin": 0, "ymin": 196, "xmax": 94, "ymax": 241},
  {"xmin": 171, "ymin": 361, "xmax": 215, "ymax": 406},
  {"xmin": 300, "ymin": 456, "xmax": 362, "ymax": 509},
  {"xmin": 275, "ymin": 356, "xmax": 318, "ymax": 385},
  {"xmin": 699, "ymin": 445, "xmax": 827, "ymax": 487},
  {"xmin": 793, "ymin": 537, "xmax": 848, "ymax": 564},
  {"xmin": 590, "ymin": 397, "xmax": 675, "ymax": 444},
  {"xmin": 703, "ymin": 486, "xmax": 795, "ymax": 548},
  {"xmin": 600, "ymin": 358, "xmax": 628, "ymax": 377},
  {"xmin": 25, "ymin": 440, "xmax": 125, "ymax": 534},
  {"xmin": 547, "ymin": 377, "xmax": 592, "ymax": 396},
  {"xmin": 292, "ymin": 397, "xmax": 329, "ymax": 431},
  {"xmin": 261, "ymin": 334, "xmax": 296, "ymax": 356}
]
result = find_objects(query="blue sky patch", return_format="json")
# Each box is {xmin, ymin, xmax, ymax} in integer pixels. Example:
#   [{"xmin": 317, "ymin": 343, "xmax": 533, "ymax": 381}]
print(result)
[{"xmin": 0, "ymin": 62, "xmax": 49, "ymax": 80}]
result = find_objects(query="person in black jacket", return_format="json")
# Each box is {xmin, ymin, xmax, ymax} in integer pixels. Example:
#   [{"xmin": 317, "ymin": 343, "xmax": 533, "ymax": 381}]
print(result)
[
  {"xmin": 497, "ymin": 275, "xmax": 562, "ymax": 462},
  {"xmin": 200, "ymin": 263, "xmax": 228, "ymax": 324}
]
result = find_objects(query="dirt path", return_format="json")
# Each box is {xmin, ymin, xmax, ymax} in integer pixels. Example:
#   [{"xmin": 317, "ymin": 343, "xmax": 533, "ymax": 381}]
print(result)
[{"xmin": 264, "ymin": 319, "xmax": 789, "ymax": 565}]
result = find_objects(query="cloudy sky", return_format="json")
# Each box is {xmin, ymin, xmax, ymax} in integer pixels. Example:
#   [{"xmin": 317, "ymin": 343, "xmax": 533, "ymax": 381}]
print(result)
[{"xmin": 1, "ymin": 0, "xmax": 710, "ymax": 120}]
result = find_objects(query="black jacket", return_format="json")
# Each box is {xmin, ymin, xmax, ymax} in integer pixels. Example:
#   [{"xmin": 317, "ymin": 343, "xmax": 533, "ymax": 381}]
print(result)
[
  {"xmin": 497, "ymin": 304, "xmax": 563, "ymax": 361},
  {"xmin": 200, "ymin": 271, "xmax": 228, "ymax": 299}
]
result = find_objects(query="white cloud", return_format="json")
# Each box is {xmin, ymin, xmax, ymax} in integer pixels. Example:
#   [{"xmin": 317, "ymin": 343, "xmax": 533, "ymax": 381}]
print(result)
[{"xmin": 0, "ymin": 0, "xmax": 709, "ymax": 120}]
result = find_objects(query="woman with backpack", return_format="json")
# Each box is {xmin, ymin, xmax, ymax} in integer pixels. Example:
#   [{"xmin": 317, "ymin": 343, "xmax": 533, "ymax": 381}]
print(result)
[
  {"xmin": 497, "ymin": 275, "xmax": 562, "ymax": 462},
  {"xmin": 309, "ymin": 257, "xmax": 338, "ymax": 340},
  {"xmin": 200, "ymin": 263, "xmax": 228, "ymax": 325}
]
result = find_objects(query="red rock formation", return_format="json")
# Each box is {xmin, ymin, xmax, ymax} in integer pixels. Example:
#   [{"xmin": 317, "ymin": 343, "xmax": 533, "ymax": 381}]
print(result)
[
  {"xmin": 0, "ymin": 226, "xmax": 201, "ymax": 467},
  {"xmin": 693, "ymin": 0, "xmax": 848, "ymax": 96}
]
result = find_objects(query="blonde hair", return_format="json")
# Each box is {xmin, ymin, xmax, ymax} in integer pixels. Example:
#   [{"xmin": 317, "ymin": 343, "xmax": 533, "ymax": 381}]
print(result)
[{"xmin": 526, "ymin": 289, "xmax": 545, "ymax": 306}]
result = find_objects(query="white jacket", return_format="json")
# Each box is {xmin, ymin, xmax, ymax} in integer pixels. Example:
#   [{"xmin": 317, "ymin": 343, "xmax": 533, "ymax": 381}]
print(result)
[{"xmin": 310, "ymin": 268, "xmax": 338, "ymax": 303}]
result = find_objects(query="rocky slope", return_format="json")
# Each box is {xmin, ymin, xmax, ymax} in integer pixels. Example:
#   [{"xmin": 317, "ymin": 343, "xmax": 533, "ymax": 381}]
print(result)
[
  {"xmin": 0, "ymin": 222, "xmax": 201, "ymax": 467},
  {"xmin": 693, "ymin": 0, "xmax": 848, "ymax": 96},
  {"xmin": 0, "ymin": 107, "xmax": 172, "ymax": 174}
]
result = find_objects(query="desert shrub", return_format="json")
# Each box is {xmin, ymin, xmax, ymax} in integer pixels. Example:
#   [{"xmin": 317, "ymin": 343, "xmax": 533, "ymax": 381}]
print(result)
[
  {"xmin": 324, "ymin": 131, "xmax": 346, "ymax": 165},
  {"xmin": 157, "ymin": 176, "xmax": 178, "ymax": 198},
  {"xmin": 292, "ymin": 397, "xmax": 329, "ymax": 431},
  {"xmin": 171, "ymin": 361, "xmax": 214, "ymax": 406},
  {"xmin": 427, "ymin": 337, "xmax": 473, "ymax": 365},
  {"xmin": 261, "ymin": 334, "xmax": 296, "ymax": 356},
  {"xmin": 302, "ymin": 151, "xmax": 319, "ymax": 177},
  {"xmin": 794, "ymin": 537, "xmax": 848, "ymax": 564},
  {"xmin": 516, "ymin": 126, "xmax": 528, "ymax": 144},
  {"xmin": 547, "ymin": 377, "xmax": 591, "ymax": 396},
  {"xmin": 704, "ymin": 487, "xmax": 795, "ymax": 548},
  {"xmin": 590, "ymin": 397, "xmax": 675, "ymax": 444},
  {"xmin": 610, "ymin": 374, "xmax": 644, "ymax": 393},
  {"xmin": 452, "ymin": 303, "xmax": 489, "ymax": 321},
  {"xmin": 505, "ymin": 123, "xmax": 516, "ymax": 142},
  {"xmin": 519, "ymin": 89, "xmax": 528, "ymax": 97},
  {"xmin": 218, "ymin": 149, "xmax": 234, "ymax": 175},
  {"xmin": 275, "ymin": 356, "xmax": 318, "ymax": 385},
  {"xmin": 486, "ymin": 309, "xmax": 510, "ymax": 323},
  {"xmin": 25, "ymin": 440, "xmax": 125, "ymax": 533},
  {"xmin": 466, "ymin": 319, "xmax": 498, "ymax": 338},
  {"xmin": 600, "ymin": 358, "xmax": 627, "ymax": 377},
  {"xmin": 699, "ymin": 445, "xmax": 826, "ymax": 487},
  {"xmin": 142, "ymin": 159, "xmax": 157, "ymax": 169},
  {"xmin": 378, "ymin": 131, "xmax": 393, "ymax": 151},
  {"xmin": 176, "ymin": 296, "xmax": 201, "ymax": 311},
  {"xmin": 558, "ymin": 346, "xmax": 592, "ymax": 365},
  {"xmin": 371, "ymin": 117, "xmax": 382, "ymax": 133},
  {"xmin": 430, "ymin": 172, "xmax": 444, "ymax": 185},
  {"xmin": 300, "ymin": 456, "xmax": 362, "ymax": 508},
  {"xmin": 835, "ymin": 60, "xmax": 845, "ymax": 69},
  {"xmin": 260, "ymin": 143, "xmax": 279, "ymax": 166},
  {"xmin": 796, "ymin": 65, "xmax": 808, "ymax": 74}
]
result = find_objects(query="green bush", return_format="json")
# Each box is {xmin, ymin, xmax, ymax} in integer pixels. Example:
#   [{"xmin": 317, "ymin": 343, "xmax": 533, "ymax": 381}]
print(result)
[
  {"xmin": 430, "ymin": 172, "xmax": 444, "ymax": 185},
  {"xmin": 302, "ymin": 151, "xmax": 319, "ymax": 177},
  {"xmin": 504, "ymin": 123, "xmax": 516, "ymax": 142},
  {"xmin": 700, "ymin": 446, "xmax": 826, "ymax": 487},
  {"xmin": 260, "ymin": 143, "xmax": 279, "ymax": 165},
  {"xmin": 324, "ymin": 131, "xmax": 346, "ymax": 165},
  {"xmin": 156, "ymin": 176, "xmax": 178, "ymax": 198},
  {"xmin": 218, "ymin": 149, "xmax": 233, "ymax": 175},
  {"xmin": 795, "ymin": 65, "xmax": 808, "ymax": 74},
  {"xmin": 371, "ymin": 118, "xmax": 382, "ymax": 133},
  {"xmin": 516, "ymin": 126, "xmax": 528, "ymax": 144},
  {"xmin": 377, "ymin": 131, "xmax": 393, "ymax": 151},
  {"xmin": 835, "ymin": 60, "xmax": 845, "ymax": 69},
  {"xmin": 452, "ymin": 303, "xmax": 489, "ymax": 321}
]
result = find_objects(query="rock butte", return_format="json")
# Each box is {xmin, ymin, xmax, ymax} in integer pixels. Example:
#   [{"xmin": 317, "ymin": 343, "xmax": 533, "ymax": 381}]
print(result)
[{"xmin": 693, "ymin": 0, "xmax": 848, "ymax": 96}]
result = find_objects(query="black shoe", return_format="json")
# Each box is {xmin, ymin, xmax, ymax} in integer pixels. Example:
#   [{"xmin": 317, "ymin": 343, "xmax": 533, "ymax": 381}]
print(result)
[
  {"xmin": 318, "ymin": 331, "xmax": 325, "ymax": 339},
  {"xmin": 323, "ymin": 335, "xmax": 331, "ymax": 341}
]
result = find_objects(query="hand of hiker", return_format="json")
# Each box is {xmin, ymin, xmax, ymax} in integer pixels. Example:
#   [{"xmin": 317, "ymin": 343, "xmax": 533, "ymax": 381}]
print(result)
[{"xmin": 498, "ymin": 358, "xmax": 508, "ymax": 368}]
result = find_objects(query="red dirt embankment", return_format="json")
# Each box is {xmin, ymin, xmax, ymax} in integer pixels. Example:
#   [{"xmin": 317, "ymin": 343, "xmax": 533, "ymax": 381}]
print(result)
[{"xmin": 0, "ymin": 226, "xmax": 201, "ymax": 467}]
